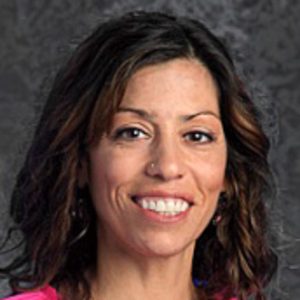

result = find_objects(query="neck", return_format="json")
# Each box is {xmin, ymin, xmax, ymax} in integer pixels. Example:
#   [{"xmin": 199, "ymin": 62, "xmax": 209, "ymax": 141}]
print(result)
[{"xmin": 89, "ymin": 228, "xmax": 203, "ymax": 300}]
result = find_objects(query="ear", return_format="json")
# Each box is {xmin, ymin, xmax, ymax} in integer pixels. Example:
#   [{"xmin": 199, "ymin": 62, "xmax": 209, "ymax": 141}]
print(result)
[{"xmin": 78, "ymin": 155, "xmax": 89, "ymax": 188}]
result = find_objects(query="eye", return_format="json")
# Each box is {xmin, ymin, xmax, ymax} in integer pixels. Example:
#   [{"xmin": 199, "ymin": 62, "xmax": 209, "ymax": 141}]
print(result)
[
  {"xmin": 184, "ymin": 130, "xmax": 214, "ymax": 144},
  {"xmin": 113, "ymin": 127, "xmax": 149, "ymax": 140}
]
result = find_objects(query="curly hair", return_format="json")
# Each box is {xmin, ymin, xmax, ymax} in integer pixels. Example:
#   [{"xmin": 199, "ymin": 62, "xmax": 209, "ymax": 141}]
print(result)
[{"xmin": 0, "ymin": 11, "xmax": 277, "ymax": 300}]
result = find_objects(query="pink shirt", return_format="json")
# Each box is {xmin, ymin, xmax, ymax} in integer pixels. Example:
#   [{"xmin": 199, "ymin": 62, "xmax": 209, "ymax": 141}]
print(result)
[
  {"xmin": 2, "ymin": 285, "xmax": 237, "ymax": 299},
  {"xmin": 1, "ymin": 286, "xmax": 61, "ymax": 300}
]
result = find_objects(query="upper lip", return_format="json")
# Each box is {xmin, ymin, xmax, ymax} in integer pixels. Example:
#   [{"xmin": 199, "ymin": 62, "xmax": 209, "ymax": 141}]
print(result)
[{"xmin": 131, "ymin": 190, "xmax": 194, "ymax": 204}]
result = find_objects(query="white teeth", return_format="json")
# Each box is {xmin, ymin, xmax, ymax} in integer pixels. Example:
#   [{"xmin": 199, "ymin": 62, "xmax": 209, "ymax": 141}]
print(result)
[
  {"xmin": 141, "ymin": 199, "xmax": 149, "ymax": 209},
  {"xmin": 166, "ymin": 200, "xmax": 175, "ymax": 212},
  {"xmin": 149, "ymin": 200, "xmax": 156, "ymax": 210},
  {"xmin": 174, "ymin": 200, "xmax": 182, "ymax": 212},
  {"xmin": 156, "ymin": 200, "xmax": 166, "ymax": 212},
  {"xmin": 136, "ymin": 197, "xmax": 190, "ymax": 215},
  {"xmin": 180, "ymin": 201, "xmax": 189, "ymax": 212}
]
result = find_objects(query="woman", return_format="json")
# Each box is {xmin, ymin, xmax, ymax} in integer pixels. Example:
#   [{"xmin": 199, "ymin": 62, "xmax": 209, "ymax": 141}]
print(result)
[{"xmin": 0, "ymin": 11, "xmax": 277, "ymax": 300}]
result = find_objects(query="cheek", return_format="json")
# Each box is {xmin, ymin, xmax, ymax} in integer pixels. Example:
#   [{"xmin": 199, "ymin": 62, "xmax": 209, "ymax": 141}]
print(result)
[
  {"xmin": 88, "ymin": 146, "xmax": 144, "ymax": 202},
  {"xmin": 191, "ymin": 150, "xmax": 227, "ymax": 193},
  {"xmin": 88, "ymin": 150, "xmax": 127, "ymax": 226}
]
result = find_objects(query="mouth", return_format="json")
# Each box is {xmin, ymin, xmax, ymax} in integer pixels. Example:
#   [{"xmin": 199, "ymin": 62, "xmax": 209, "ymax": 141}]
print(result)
[{"xmin": 131, "ymin": 194, "xmax": 194, "ymax": 217}]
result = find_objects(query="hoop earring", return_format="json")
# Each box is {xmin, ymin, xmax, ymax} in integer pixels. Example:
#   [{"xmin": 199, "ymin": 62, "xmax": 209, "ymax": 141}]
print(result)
[{"xmin": 69, "ymin": 197, "xmax": 90, "ymax": 245}]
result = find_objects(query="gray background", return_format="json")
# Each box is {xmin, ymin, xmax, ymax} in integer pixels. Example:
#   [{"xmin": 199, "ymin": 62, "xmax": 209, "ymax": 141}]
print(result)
[{"xmin": 0, "ymin": 0, "xmax": 299, "ymax": 299}]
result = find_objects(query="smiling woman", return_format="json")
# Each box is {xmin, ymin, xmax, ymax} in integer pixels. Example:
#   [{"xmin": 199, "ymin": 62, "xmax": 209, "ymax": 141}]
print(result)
[{"xmin": 0, "ymin": 11, "xmax": 276, "ymax": 300}]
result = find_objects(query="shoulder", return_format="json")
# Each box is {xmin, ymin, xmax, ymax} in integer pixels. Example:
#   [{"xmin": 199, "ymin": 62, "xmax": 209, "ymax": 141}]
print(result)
[{"xmin": 2, "ymin": 285, "xmax": 60, "ymax": 300}]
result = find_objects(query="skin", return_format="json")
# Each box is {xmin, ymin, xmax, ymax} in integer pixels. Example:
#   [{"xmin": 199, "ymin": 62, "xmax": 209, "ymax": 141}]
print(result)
[{"xmin": 83, "ymin": 58, "xmax": 227, "ymax": 300}]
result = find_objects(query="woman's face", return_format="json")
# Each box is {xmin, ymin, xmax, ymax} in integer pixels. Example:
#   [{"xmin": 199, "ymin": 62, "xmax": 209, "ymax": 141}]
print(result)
[{"xmin": 87, "ymin": 58, "xmax": 227, "ymax": 257}]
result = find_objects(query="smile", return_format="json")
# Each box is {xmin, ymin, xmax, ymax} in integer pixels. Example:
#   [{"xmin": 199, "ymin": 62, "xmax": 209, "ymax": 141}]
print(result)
[{"xmin": 132, "ymin": 196, "xmax": 193, "ymax": 216}]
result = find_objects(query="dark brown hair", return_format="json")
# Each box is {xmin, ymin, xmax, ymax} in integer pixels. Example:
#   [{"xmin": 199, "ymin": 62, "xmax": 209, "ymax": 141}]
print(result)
[{"xmin": 0, "ymin": 11, "xmax": 277, "ymax": 300}]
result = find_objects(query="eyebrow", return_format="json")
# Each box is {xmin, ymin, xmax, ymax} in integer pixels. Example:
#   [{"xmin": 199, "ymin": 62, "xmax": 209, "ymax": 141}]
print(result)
[{"xmin": 116, "ymin": 107, "xmax": 221, "ymax": 121}]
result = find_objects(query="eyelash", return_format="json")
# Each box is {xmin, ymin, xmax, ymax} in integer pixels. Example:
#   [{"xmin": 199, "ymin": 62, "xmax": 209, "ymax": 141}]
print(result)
[
  {"xmin": 113, "ymin": 127, "xmax": 149, "ymax": 140},
  {"xmin": 112, "ymin": 127, "xmax": 215, "ymax": 144},
  {"xmin": 183, "ymin": 131, "xmax": 215, "ymax": 143}
]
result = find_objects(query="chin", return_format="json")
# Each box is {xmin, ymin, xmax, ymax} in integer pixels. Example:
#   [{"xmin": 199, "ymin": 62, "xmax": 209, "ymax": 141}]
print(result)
[{"xmin": 128, "ymin": 232, "xmax": 196, "ymax": 258}]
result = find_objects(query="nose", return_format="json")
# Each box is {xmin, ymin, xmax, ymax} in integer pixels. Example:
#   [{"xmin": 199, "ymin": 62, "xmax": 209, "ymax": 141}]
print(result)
[{"xmin": 145, "ymin": 137, "xmax": 185, "ymax": 181}]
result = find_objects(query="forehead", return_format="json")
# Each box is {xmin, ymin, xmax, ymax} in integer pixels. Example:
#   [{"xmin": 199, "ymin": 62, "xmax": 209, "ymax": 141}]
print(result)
[{"xmin": 120, "ymin": 58, "xmax": 220, "ymax": 117}]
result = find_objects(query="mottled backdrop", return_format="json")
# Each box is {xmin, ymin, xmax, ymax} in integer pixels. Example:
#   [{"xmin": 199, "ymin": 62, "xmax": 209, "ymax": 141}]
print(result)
[{"xmin": 0, "ymin": 0, "xmax": 299, "ymax": 299}]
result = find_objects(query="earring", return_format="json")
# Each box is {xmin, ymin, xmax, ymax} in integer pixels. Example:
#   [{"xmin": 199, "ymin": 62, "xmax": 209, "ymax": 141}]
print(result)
[
  {"xmin": 212, "ymin": 192, "xmax": 227, "ymax": 226},
  {"xmin": 69, "ymin": 197, "xmax": 90, "ymax": 245},
  {"xmin": 212, "ymin": 215, "xmax": 222, "ymax": 226},
  {"xmin": 70, "ymin": 198, "xmax": 84, "ymax": 219}
]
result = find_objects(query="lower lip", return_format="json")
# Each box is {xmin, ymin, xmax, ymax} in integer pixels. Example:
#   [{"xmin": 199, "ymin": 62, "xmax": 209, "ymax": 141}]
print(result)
[{"xmin": 135, "ymin": 204, "xmax": 191, "ymax": 224}]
